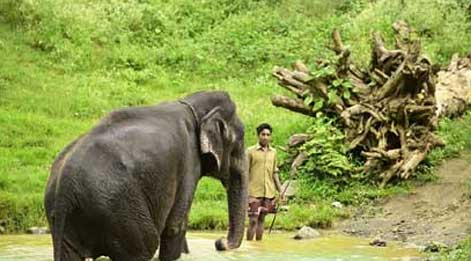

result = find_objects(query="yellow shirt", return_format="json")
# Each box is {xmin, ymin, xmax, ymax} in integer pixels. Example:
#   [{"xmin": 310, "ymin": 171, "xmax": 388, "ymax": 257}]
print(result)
[{"xmin": 247, "ymin": 144, "xmax": 279, "ymax": 198}]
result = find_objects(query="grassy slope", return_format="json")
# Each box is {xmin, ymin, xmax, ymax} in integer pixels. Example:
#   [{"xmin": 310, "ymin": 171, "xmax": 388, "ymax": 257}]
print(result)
[
  {"xmin": 0, "ymin": 22, "xmax": 310, "ymax": 230},
  {"xmin": 0, "ymin": 0, "xmax": 470, "ymax": 238}
]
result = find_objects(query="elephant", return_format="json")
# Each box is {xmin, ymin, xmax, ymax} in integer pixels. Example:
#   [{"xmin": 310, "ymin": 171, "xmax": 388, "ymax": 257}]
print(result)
[{"xmin": 44, "ymin": 91, "xmax": 248, "ymax": 261}]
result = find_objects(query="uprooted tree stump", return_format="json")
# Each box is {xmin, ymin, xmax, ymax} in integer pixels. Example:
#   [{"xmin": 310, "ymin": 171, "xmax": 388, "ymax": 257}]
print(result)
[{"xmin": 271, "ymin": 21, "xmax": 448, "ymax": 186}]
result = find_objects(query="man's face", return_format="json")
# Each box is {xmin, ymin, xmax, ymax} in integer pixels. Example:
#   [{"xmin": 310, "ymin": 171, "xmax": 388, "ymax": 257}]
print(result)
[{"xmin": 258, "ymin": 129, "xmax": 272, "ymax": 147}]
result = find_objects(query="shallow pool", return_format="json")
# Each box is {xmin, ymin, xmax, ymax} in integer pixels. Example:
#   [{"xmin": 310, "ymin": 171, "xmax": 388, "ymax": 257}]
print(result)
[{"xmin": 0, "ymin": 231, "xmax": 422, "ymax": 260}]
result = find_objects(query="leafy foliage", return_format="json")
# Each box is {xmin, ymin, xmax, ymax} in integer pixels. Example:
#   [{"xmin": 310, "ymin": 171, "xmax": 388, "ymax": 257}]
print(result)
[
  {"xmin": 434, "ymin": 236, "xmax": 471, "ymax": 260},
  {"xmin": 299, "ymin": 116, "xmax": 357, "ymax": 178}
]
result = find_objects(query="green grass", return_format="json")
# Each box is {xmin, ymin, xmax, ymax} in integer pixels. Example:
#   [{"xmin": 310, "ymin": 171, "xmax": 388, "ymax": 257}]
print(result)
[
  {"xmin": 431, "ymin": 237, "xmax": 471, "ymax": 260},
  {"xmin": 0, "ymin": 19, "xmax": 310, "ymax": 231},
  {"xmin": 0, "ymin": 0, "xmax": 470, "ymax": 233},
  {"xmin": 414, "ymin": 111, "xmax": 471, "ymax": 181},
  {"xmin": 274, "ymin": 202, "xmax": 350, "ymax": 230}
]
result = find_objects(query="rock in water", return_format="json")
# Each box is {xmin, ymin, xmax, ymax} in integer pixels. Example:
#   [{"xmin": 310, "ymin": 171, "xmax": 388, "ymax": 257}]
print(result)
[
  {"xmin": 27, "ymin": 226, "xmax": 48, "ymax": 234},
  {"xmin": 331, "ymin": 201, "xmax": 343, "ymax": 209},
  {"xmin": 369, "ymin": 237, "xmax": 387, "ymax": 247},
  {"xmin": 293, "ymin": 226, "xmax": 320, "ymax": 240},
  {"xmin": 278, "ymin": 205, "xmax": 289, "ymax": 212},
  {"xmin": 424, "ymin": 241, "xmax": 448, "ymax": 252}
]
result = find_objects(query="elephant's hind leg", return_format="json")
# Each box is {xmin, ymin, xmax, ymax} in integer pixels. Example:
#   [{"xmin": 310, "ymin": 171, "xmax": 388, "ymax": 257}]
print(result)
[
  {"xmin": 57, "ymin": 239, "xmax": 83, "ymax": 261},
  {"xmin": 107, "ymin": 218, "xmax": 159, "ymax": 261}
]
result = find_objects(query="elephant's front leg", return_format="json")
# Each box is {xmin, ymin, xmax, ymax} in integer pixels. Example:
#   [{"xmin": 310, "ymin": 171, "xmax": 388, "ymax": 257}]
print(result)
[{"xmin": 159, "ymin": 219, "xmax": 189, "ymax": 261}]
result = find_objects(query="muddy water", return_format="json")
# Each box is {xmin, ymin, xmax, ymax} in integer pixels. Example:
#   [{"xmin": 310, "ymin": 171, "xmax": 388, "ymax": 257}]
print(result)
[{"xmin": 0, "ymin": 232, "xmax": 422, "ymax": 260}]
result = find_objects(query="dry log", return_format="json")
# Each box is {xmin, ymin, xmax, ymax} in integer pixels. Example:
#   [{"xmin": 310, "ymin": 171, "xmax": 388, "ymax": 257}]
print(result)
[
  {"xmin": 271, "ymin": 95, "xmax": 318, "ymax": 116},
  {"xmin": 288, "ymin": 134, "xmax": 311, "ymax": 147},
  {"xmin": 398, "ymin": 149, "xmax": 429, "ymax": 179},
  {"xmin": 372, "ymin": 32, "xmax": 405, "ymax": 74},
  {"xmin": 369, "ymin": 68, "xmax": 389, "ymax": 86},
  {"xmin": 307, "ymin": 80, "xmax": 329, "ymax": 100},
  {"xmin": 290, "ymin": 152, "xmax": 308, "ymax": 176},
  {"xmin": 405, "ymin": 105, "xmax": 435, "ymax": 114},
  {"xmin": 373, "ymin": 148, "xmax": 402, "ymax": 160},
  {"xmin": 375, "ymin": 59, "xmax": 406, "ymax": 100},
  {"xmin": 272, "ymin": 67, "xmax": 308, "ymax": 97},
  {"xmin": 332, "ymin": 29, "xmax": 345, "ymax": 55},
  {"xmin": 380, "ymin": 160, "xmax": 404, "ymax": 187},
  {"xmin": 292, "ymin": 71, "xmax": 312, "ymax": 84},
  {"xmin": 362, "ymin": 149, "xmax": 400, "ymax": 160},
  {"xmin": 293, "ymin": 60, "xmax": 310, "ymax": 74},
  {"xmin": 349, "ymin": 117, "xmax": 374, "ymax": 150},
  {"xmin": 392, "ymin": 20, "xmax": 414, "ymax": 50},
  {"xmin": 428, "ymin": 133, "xmax": 446, "ymax": 148}
]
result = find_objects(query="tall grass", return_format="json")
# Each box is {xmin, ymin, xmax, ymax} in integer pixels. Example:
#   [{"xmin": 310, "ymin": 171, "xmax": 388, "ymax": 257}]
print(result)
[{"xmin": 341, "ymin": 0, "xmax": 471, "ymax": 65}]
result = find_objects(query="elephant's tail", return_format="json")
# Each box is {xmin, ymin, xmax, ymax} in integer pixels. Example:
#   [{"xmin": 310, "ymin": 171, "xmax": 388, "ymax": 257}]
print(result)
[
  {"xmin": 51, "ymin": 176, "xmax": 75, "ymax": 261},
  {"xmin": 52, "ymin": 199, "xmax": 68, "ymax": 261}
]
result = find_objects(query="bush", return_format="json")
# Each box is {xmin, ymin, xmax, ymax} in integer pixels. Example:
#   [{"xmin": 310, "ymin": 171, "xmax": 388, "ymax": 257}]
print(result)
[
  {"xmin": 274, "ymin": 202, "xmax": 349, "ymax": 230},
  {"xmin": 0, "ymin": 192, "xmax": 47, "ymax": 232},
  {"xmin": 435, "ymin": 236, "xmax": 471, "ymax": 260},
  {"xmin": 298, "ymin": 116, "xmax": 357, "ymax": 178}
]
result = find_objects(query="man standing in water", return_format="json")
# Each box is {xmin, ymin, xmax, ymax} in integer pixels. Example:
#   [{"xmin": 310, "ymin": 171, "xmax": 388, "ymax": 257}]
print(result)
[{"xmin": 246, "ymin": 123, "xmax": 284, "ymax": 241}]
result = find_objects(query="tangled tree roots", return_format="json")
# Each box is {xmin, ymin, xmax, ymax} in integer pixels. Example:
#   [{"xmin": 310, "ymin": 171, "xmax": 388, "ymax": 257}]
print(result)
[{"xmin": 271, "ymin": 21, "xmax": 451, "ymax": 186}]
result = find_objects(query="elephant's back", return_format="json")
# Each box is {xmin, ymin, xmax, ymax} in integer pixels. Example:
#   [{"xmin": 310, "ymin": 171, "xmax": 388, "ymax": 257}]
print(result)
[{"xmin": 51, "ymin": 102, "xmax": 195, "ymax": 203}]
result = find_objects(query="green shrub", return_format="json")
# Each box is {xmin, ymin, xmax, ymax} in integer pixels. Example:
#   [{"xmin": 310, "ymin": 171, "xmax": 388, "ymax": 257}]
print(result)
[
  {"xmin": 274, "ymin": 202, "xmax": 349, "ymax": 230},
  {"xmin": 434, "ymin": 236, "xmax": 471, "ymax": 260},
  {"xmin": 0, "ymin": 192, "xmax": 47, "ymax": 232},
  {"xmin": 298, "ymin": 116, "xmax": 357, "ymax": 178}
]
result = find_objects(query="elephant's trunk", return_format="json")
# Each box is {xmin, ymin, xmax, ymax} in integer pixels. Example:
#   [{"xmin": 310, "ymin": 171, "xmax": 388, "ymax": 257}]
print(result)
[{"xmin": 215, "ymin": 156, "xmax": 248, "ymax": 251}]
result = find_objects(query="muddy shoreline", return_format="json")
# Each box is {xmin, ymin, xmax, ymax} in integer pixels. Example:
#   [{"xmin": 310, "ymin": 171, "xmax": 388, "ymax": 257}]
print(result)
[{"xmin": 335, "ymin": 156, "xmax": 471, "ymax": 249}]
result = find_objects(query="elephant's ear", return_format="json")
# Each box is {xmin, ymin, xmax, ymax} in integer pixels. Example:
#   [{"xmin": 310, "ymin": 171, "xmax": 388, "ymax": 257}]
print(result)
[{"xmin": 200, "ymin": 107, "xmax": 228, "ymax": 173}]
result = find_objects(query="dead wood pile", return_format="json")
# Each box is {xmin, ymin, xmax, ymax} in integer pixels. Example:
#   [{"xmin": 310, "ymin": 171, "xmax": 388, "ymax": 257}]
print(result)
[{"xmin": 271, "ymin": 21, "xmax": 451, "ymax": 186}]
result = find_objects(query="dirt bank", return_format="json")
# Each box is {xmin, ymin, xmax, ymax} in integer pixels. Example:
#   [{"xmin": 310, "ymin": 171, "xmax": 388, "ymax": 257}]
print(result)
[{"xmin": 337, "ymin": 155, "xmax": 471, "ymax": 248}]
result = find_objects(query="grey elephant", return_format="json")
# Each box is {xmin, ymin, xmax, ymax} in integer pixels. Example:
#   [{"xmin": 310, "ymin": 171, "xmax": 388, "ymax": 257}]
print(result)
[{"xmin": 44, "ymin": 91, "xmax": 248, "ymax": 261}]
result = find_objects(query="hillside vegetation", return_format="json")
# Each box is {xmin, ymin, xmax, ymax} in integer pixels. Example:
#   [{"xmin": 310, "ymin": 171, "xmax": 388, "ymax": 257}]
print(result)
[{"xmin": 0, "ymin": 0, "xmax": 470, "ymax": 242}]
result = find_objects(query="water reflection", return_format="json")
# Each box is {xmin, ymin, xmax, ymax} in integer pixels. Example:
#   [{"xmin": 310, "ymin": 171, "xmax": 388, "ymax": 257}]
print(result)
[{"xmin": 0, "ymin": 232, "xmax": 422, "ymax": 260}]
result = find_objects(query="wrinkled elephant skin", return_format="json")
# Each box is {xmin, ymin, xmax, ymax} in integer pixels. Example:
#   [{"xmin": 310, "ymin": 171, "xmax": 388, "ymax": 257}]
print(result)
[{"xmin": 44, "ymin": 91, "xmax": 248, "ymax": 261}]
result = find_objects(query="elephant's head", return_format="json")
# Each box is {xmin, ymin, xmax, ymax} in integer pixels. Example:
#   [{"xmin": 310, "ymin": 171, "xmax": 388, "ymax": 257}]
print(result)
[{"xmin": 184, "ymin": 91, "xmax": 248, "ymax": 251}]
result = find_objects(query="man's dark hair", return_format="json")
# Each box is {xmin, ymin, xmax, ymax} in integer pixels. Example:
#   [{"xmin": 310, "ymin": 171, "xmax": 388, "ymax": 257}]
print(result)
[{"xmin": 256, "ymin": 123, "xmax": 272, "ymax": 135}]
